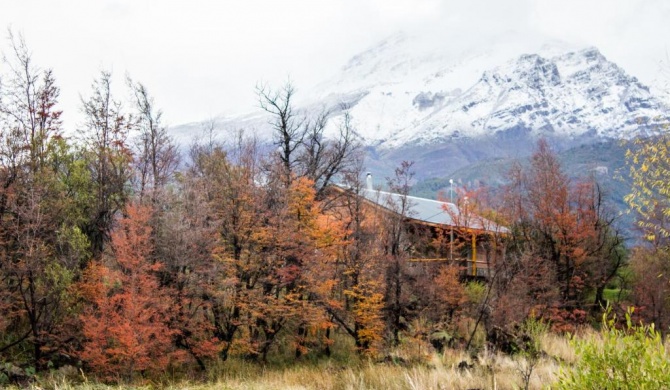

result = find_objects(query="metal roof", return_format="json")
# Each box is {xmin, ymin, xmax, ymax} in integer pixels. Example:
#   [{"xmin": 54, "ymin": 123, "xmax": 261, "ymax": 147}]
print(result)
[{"xmin": 359, "ymin": 188, "xmax": 509, "ymax": 233}]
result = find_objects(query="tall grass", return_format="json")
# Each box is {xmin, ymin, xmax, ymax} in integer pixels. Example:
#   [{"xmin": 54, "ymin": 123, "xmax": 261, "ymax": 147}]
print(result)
[
  {"xmin": 10, "ymin": 348, "xmax": 563, "ymax": 390},
  {"xmin": 11, "ymin": 325, "xmax": 663, "ymax": 390}
]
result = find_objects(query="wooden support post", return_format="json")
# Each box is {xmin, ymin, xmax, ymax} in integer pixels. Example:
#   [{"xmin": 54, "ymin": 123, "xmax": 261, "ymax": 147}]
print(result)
[
  {"xmin": 493, "ymin": 235, "xmax": 498, "ymax": 273},
  {"xmin": 472, "ymin": 233, "xmax": 477, "ymax": 276}
]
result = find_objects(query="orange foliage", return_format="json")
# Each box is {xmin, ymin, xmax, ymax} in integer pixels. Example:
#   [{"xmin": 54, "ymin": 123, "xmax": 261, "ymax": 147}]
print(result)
[
  {"xmin": 433, "ymin": 265, "xmax": 468, "ymax": 320},
  {"xmin": 345, "ymin": 281, "xmax": 385, "ymax": 355},
  {"xmin": 79, "ymin": 204, "xmax": 185, "ymax": 380}
]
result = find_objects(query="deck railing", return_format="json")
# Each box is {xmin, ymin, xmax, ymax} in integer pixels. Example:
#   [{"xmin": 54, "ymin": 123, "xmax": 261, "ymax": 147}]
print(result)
[{"xmin": 409, "ymin": 257, "xmax": 491, "ymax": 278}]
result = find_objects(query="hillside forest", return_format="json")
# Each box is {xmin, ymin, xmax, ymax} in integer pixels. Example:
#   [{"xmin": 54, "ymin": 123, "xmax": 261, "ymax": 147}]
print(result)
[{"xmin": 0, "ymin": 34, "xmax": 669, "ymax": 387}]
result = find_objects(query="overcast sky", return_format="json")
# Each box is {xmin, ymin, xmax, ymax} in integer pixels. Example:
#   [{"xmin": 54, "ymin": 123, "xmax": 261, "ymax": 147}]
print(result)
[{"xmin": 1, "ymin": 0, "xmax": 669, "ymax": 129}]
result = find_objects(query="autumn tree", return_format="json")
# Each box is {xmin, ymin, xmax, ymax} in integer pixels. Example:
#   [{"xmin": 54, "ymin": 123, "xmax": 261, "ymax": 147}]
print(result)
[
  {"xmin": 245, "ymin": 175, "xmax": 338, "ymax": 361},
  {"xmin": 256, "ymin": 83, "xmax": 366, "ymax": 358},
  {"xmin": 624, "ymin": 132, "xmax": 670, "ymax": 337},
  {"xmin": 79, "ymin": 204, "xmax": 185, "ymax": 380},
  {"xmin": 185, "ymin": 134, "xmax": 264, "ymax": 361},
  {"xmin": 318, "ymin": 169, "xmax": 386, "ymax": 355},
  {"xmin": 382, "ymin": 161, "xmax": 419, "ymax": 346},
  {"xmin": 174, "ymin": 131, "xmax": 338, "ymax": 363},
  {"xmin": 431, "ymin": 265, "xmax": 468, "ymax": 324},
  {"xmin": 497, "ymin": 139, "xmax": 624, "ymax": 331}
]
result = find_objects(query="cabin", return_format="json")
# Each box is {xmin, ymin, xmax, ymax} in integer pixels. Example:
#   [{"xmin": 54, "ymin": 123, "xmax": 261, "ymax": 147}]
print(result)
[{"xmin": 335, "ymin": 173, "xmax": 508, "ymax": 279}]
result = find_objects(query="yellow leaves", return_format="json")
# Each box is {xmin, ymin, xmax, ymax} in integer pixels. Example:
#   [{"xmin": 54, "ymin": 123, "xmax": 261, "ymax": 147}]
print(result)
[
  {"xmin": 341, "ymin": 280, "xmax": 386, "ymax": 355},
  {"xmin": 352, "ymin": 289, "xmax": 385, "ymax": 355},
  {"xmin": 625, "ymin": 134, "xmax": 670, "ymax": 243},
  {"xmin": 314, "ymin": 213, "xmax": 348, "ymax": 254},
  {"xmin": 287, "ymin": 176, "xmax": 318, "ymax": 225},
  {"xmin": 313, "ymin": 279, "xmax": 338, "ymax": 297}
]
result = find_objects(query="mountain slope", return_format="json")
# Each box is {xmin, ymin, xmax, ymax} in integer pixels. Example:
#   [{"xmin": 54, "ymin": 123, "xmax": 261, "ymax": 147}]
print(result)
[
  {"xmin": 315, "ymin": 41, "xmax": 668, "ymax": 150},
  {"xmin": 171, "ymin": 33, "xmax": 668, "ymax": 185}
]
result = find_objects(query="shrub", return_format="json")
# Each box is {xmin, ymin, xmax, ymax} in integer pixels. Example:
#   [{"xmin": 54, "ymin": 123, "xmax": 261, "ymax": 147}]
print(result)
[{"xmin": 557, "ymin": 307, "xmax": 670, "ymax": 389}]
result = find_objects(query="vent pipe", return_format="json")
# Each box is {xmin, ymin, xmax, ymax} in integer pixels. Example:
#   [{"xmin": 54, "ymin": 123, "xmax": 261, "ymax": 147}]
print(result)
[{"xmin": 366, "ymin": 172, "xmax": 373, "ymax": 190}]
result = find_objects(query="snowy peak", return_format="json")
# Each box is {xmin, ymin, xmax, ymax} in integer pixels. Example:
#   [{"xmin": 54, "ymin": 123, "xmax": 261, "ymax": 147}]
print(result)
[
  {"xmin": 311, "ymin": 31, "xmax": 583, "ymax": 99},
  {"xmin": 175, "ymin": 34, "xmax": 669, "ymax": 157},
  {"xmin": 333, "ymin": 43, "xmax": 668, "ymax": 149}
]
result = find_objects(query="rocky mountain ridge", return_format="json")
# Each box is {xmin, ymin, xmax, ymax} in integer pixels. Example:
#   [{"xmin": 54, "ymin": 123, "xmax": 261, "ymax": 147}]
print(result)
[{"xmin": 170, "ymin": 33, "xmax": 669, "ymax": 184}]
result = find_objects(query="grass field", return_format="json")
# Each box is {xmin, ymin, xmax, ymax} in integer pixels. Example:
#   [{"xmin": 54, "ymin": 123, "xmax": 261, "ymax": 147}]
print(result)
[{"xmin": 8, "ymin": 332, "xmax": 581, "ymax": 390}]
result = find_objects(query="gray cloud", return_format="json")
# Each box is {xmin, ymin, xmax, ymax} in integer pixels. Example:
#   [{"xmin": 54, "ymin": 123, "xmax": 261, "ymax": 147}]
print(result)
[{"xmin": 0, "ymin": 0, "xmax": 668, "ymax": 128}]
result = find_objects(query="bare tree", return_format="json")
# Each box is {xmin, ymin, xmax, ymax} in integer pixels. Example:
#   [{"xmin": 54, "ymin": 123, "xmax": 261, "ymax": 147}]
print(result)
[
  {"xmin": 298, "ymin": 108, "xmax": 360, "ymax": 201},
  {"xmin": 79, "ymin": 71, "xmax": 132, "ymax": 255},
  {"xmin": 0, "ymin": 30, "xmax": 62, "ymax": 193},
  {"xmin": 127, "ymin": 77, "xmax": 180, "ymax": 203},
  {"xmin": 257, "ymin": 82, "xmax": 305, "ymax": 186},
  {"xmin": 258, "ymin": 82, "xmax": 360, "ymax": 197}
]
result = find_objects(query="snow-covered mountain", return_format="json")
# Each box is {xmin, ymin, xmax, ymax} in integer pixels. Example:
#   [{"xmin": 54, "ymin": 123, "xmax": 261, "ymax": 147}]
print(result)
[
  {"xmin": 171, "ymin": 31, "xmax": 669, "ymax": 180},
  {"xmin": 304, "ymin": 32, "xmax": 668, "ymax": 150}
]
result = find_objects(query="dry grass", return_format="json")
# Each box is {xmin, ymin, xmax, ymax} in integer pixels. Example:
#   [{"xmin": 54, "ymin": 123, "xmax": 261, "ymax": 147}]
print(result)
[
  {"xmin": 11, "ymin": 351, "xmax": 566, "ymax": 390},
  {"xmin": 9, "ymin": 332, "xmax": 589, "ymax": 390},
  {"xmin": 539, "ymin": 331, "xmax": 576, "ymax": 365}
]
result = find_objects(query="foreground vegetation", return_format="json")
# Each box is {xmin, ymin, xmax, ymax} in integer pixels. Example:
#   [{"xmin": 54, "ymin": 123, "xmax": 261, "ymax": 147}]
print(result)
[
  {"xmin": 7, "ymin": 317, "xmax": 670, "ymax": 390},
  {"xmin": 4, "ymin": 355, "xmax": 561, "ymax": 390},
  {"xmin": 0, "ymin": 331, "xmax": 576, "ymax": 389}
]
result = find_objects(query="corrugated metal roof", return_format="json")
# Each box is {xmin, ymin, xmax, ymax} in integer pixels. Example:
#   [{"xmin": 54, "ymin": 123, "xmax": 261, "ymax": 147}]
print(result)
[{"xmin": 359, "ymin": 188, "xmax": 508, "ymax": 233}]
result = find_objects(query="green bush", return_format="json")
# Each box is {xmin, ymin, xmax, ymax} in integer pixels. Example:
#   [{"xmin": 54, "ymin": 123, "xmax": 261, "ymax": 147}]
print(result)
[
  {"xmin": 465, "ymin": 281, "xmax": 486, "ymax": 305},
  {"xmin": 557, "ymin": 307, "xmax": 670, "ymax": 389}
]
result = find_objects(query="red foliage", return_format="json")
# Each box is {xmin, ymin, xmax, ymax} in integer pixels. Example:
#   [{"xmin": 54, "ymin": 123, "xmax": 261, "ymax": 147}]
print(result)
[
  {"xmin": 79, "ymin": 204, "xmax": 185, "ymax": 380},
  {"xmin": 545, "ymin": 307, "xmax": 587, "ymax": 334},
  {"xmin": 495, "ymin": 139, "xmax": 623, "ymax": 329}
]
